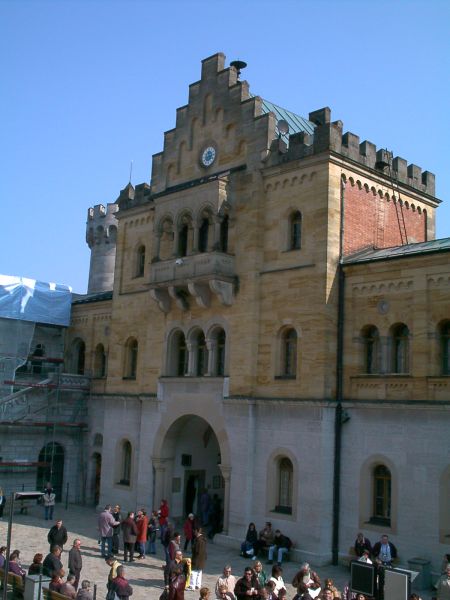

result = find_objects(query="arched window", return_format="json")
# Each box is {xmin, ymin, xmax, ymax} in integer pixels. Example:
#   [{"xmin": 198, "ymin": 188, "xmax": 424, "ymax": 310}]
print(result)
[
  {"xmin": 289, "ymin": 211, "xmax": 302, "ymax": 250},
  {"xmin": 179, "ymin": 224, "xmax": 188, "ymax": 257},
  {"xmin": 390, "ymin": 324, "xmax": 409, "ymax": 373},
  {"xmin": 199, "ymin": 218, "xmax": 209, "ymax": 253},
  {"xmin": 71, "ymin": 339, "xmax": 85, "ymax": 375},
  {"xmin": 216, "ymin": 330, "xmax": 226, "ymax": 376},
  {"xmin": 276, "ymin": 457, "xmax": 293, "ymax": 514},
  {"xmin": 119, "ymin": 441, "xmax": 132, "ymax": 486},
  {"xmin": 362, "ymin": 325, "xmax": 380, "ymax": 374},
  {"xmin": 439, "ymin": 321, "xmax": 450, "ymax": 375},
  {"xmin": 280, "ymin": 328, "xmax": 297, "ymax": 377},
  {"xmin": 136, "ymin": 245, "xmax": 146, "ymax": 277},
  {"xmin": 176, "ymin": 332, "xmax": 188, "ymax": 376},
  {"xmin": 372, "ymin": 465, "xmax": 391, "ymax": 525},
  {"xmin": 124, "ymin": 338, "xmax": 138, "ymax": 379},
  {"xmin": 220, "ymin": 215, "xmax": 229, "ymax": 253},
  {"xmin": 196, "ymin": 331, "xmax": 208, "ymax": 376},
  {"xmin": 94, "ymin": 343, "xmax": 106, "ymax": 378}
]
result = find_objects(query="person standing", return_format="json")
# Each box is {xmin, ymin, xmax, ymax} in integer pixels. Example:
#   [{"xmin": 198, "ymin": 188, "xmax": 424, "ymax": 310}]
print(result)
[
  {"xmin": 105, "ymin": 554, "xmax": 122, "ymax": 589},
  {"xmin": 159, "ymin": 499, "xmax": 170, "ymax": 542},
  {"xmin": 121, "ymin": 511, "xmax": 138, "ymax": 562},
  {"xmin": 234, "ymin": 567, "xmax": 260, "ymax": 600},
  {"xmin": 164, "ymin": 550, "xmax": 190, "ymax": 600},
  {"xmin": 68, "ymin": 539, "xmax": 82, "ymax": 590},
  {"xmin": 48, "ymin": 519, "xmax": 68, "ymax": 551},
  {"xmin": 190, "ymin": 528, "xmax": 207, "ymax": 591},
  {"xmin": 111, "ymin": 566, "xmax": 133, "ymax": 600},
  {"xmin": 146, "ymin": 510, "xmax": 158, "ymax": 555},
  {"xmin": 112, "ymin": 505, "xmax": 122, "ymax": 555},
  {"xmin": 98, "ymin": 505, "xmax": 116, "ymax": 558},
  {"xmin": 43, "ymin": 486, "xmax": 56, "ymax": 521},
  {"xmin": 199, "ymin": 489, "xmax": 211, "ymax": 527},
  {"xmin": 183, "ymin": 513, "xmax": 196, "ymax": 552},
  {"xmin": 0, "ymin": 487, "xmax": 6, "ymax": 519},
  {"xmin": 215, "ymin": 565, "xmax": 236, "ymax": 597},
  {"xmin": 135, "ymin": 510, "xmax": 149, "ymax": 559},
  {"xmin": 169, "ymin": 533, "xmax": 182, "ymax": 562}
]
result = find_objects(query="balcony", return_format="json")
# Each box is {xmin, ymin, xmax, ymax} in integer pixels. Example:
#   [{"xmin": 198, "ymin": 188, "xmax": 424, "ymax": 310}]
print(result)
[{"xmin": 149, "ymin": 252, "xmax": 236, "ymax": 312}]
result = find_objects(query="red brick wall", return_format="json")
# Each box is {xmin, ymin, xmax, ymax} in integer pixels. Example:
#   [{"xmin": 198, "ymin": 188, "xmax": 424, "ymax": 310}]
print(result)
[{"xmin": 343, "ymin": 183, "xmax": 427, "ymax": 255}]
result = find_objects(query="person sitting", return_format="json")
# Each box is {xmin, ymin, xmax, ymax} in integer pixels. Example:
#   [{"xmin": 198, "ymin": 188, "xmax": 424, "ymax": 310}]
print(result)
[
  {"xmin": 0, "ymin": 546, "xmax": 6, "ymax": 569},
  {"xmin": 76, "ymin": 580, "xmax": 93, "ymax": 600},
  {"xmin": 292, "ymin": 563, "xmax": 321, "ymax": 599},
  {"xmin": 28, "ymin": 553, "xmax": 44, "ymax": 575},
  {"xmin": 354, "ymin": 533, "xmax": 371, "ymax": 558},
  {"xmin": 215, "ymin": 565, "xmax": 236, "ymax": 598},
  {"xmin": 8, "ymin": 551, "xmax": 26, "ymax": 577},
  {"xmin": 43, "ymin": 545, "xmax": 63, "ymax": 577},
  {"xmin": 49, "ymin": 568, "xmax": 65, "ymax": 592},
  {"xmin": 357, "ymin": 549, "xmax": 372, "ymax": 564},
  {"xmin": 265, "ymin": 581, "xmax": 277, "ymax": 600},
  {"xmin": 268, "ymin": 565, "xmax": 285, "ymax": 596},
  {"xmin": 60, "ymin": 574, "xmax": 77, "ymax": 599},
  {"xmin": 323, "ymin": 579, "xmax": 340, "ymax": 599},
  {"xmin": 241, "ymin": 523, "xmax": 258, "ymax": 559},
  {"xmin": 254, "ymin": 522, "xmax": 274, "ymax": 557},
  {"xmin": 266, "ymin": 530, "xmax": 290, "ymax": 566}
]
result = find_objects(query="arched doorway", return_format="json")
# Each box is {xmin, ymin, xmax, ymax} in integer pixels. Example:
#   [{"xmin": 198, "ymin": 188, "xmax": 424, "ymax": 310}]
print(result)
[
  {"xmin": 37, "ymin": 442, "xmax": 65, "ymax": 501},
  {"xmin": 92, "ymin": 453, "xmax": 102, "ymax": 506},
  {"xmin": 153, "ymin": 415, "xmax": 231, "ymax": 535}
]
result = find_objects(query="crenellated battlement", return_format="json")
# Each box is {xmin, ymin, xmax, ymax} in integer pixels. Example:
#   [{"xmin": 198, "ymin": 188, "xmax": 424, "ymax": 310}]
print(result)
[
  {"xmin": 86, "ymin": 203, "xmax": 119, "ymax": 249},
  {"xmin": 273, "ymin": 106, "xmax": 435, "ymax": 196}
]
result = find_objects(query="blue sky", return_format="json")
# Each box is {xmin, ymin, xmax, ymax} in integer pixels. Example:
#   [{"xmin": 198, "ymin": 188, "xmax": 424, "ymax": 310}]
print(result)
[{"xmin": 1, "ymin": 0, "xmax": 449, "ymax": 293}]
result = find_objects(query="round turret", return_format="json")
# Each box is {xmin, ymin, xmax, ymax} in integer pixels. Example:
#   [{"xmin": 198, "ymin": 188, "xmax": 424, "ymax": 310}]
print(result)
[{"xmin": 86, "ymin": 203, "xmax": 118, "ymax": 294}]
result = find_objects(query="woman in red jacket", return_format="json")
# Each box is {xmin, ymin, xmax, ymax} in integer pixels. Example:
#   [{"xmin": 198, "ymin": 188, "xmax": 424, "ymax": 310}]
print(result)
[{"xmin": 136, "ymin": 510, "xmax": 149, "ymax": 559}]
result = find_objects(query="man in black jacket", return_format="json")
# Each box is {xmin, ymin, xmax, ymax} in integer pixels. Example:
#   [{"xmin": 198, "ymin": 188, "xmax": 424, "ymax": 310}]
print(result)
[
  {"xmin": 372, "ymin": 534, "xmax": 398, "ymax": 566},
  {"xmin": 68, "ymin": 539, "xmax": 83, "ymax": 589},
  {"xmin": 43, "ymin": 545, "xmax": 63, "ymax": 577},
  {"xmin": 266, "ymin": 530, "xmax": 290, "ymax": 566},
  {"xmin": 48, "ymin": 519, "xmax": 68, "ymax": 551}
]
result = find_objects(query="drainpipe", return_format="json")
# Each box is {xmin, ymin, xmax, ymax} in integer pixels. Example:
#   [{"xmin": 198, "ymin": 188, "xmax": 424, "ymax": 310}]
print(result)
[{"xmin": 332, "ymin": 176, "xmax": 346, "ymax": 565}]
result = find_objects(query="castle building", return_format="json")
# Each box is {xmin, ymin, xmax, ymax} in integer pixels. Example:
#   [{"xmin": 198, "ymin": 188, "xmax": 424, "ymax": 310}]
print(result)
[{"xmin": 66, "ymin": 53, "xmax": 449, "ymax": 570}]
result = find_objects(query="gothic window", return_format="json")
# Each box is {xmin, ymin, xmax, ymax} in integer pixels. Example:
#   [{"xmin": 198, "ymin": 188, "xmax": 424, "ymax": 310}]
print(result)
[
  {"xmin": 119, "ymin": 440, "xmax": 132, "ymax": 486},
  {"xmin": 216, "ymin": 329, "xmax": 226, "ymax": 376},
  {"xmin": 280, "ymin": 328, "xmax": 297, "ymax": 377},
  {"xmin": 362, "ymin": 325, "xmax": 380, "ymax": 374},
  {"xmin": 196, "ymin": 331, "xmax": 208, "ymax": 377},
  {"xmin": 220, "ymin": 215, "xmax": 229, "ymax": 253},
  {"xmin": 439, "ymin": 321, "xmax": 450, "ymax": 375},
  {"xmin": 136, "ymin": 245, "xmax": 146, "ymax": 277},
  {"xmin": 176, "ymin": 332, "xmax": 188, "ymax": 376},
  {"xmin": 372, "ymin": 464, "xmax": 391, "ymax": 526},
  {"xmin": 199, "ymin": 218, "xmax": 209, "ymax": 253},
  {"xmin": 94, "ymin": 343, "xmax": 106, "ymax": 378},
  {"xmin": 276, "ymin": 457, "xmax": 293, "ymax": 514},
  {"xmin": 390, "ymin": 323, "xmax": 409, "ymax": 373},
  {"xmin": 71, "ymin": 338, "xmax": 85, "ymax": 375},
  {"xmin": 179, "ymin": 224, "xmax": 188, "ymax": 257},
  {"xmin": 289, "ymin": 211, "xmax": 302, "ymax": 250},
  {"xmin": 124, "ymin": 338, "xmax": 138, "ymax": 379}
]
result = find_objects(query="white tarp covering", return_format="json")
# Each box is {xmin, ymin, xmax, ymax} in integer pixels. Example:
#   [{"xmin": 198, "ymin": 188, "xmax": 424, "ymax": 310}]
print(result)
[{"xmin": 0, "ymin": 274, "xmax": 72, "ymax": 327}]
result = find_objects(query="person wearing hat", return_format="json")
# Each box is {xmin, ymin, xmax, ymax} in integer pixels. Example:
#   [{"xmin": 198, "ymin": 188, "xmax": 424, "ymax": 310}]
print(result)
[{"xmin": 183, "ymin": 513, "xmax": 198, "ymax": 552}]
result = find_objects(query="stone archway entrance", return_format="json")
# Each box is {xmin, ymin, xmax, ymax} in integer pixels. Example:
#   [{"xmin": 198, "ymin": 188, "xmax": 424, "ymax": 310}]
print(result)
[{"xmin": 152, "ymin": 414, "xmax": 231, "ymax": 534}]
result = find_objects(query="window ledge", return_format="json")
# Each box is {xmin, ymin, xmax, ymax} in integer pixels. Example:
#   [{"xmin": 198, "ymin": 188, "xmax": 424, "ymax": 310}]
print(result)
[
  {"xmin": 367, "ymin": 517, "xmax": 391, "ymax": 527},
  {"xmin": 273, "ymin": 505, "xmax": 292, "ymax": 515},
  {"xmin": 117, "ymin": 480, "xmax": 130, "ymax": 487},
  {"xmin": 352, "ymin": 374, "xmax": 412, "ymax": 378},
  {"xmin": 282, "ymin": 248, "xmax": 301, "ymax": 253},
  {"xmin": 122, "ymin": 376, "xmax": 137, "ymax": 381},
  {"xmin": 275, "ymin": 375, "xmax": 296, "ymax": 380}
]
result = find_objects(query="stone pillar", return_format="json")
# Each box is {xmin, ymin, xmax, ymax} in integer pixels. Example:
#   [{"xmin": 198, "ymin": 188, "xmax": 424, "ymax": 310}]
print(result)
[
  {"xmin": 206, "ymin": 338, "xmax": 216, "ymax": 376},
  {"xmin": 187, "ymin": 340, "xmax": 198, "ymax": 376},
  {"xmin": 213, "ymin": 217, "xmax": 221, "ymax": 251},
  {"xmin": 173, "ymin": 228, "xmax": 180, "ymax": 257},
  {"xmin": 379, "ymin": 336, "xmax": 390, "ymax": 374},
  {"xmin": 152, "ymin": 458, "xmax": 167, "ymax": 507},
  {"xmin": 219, "ymin": 465, "xmax": 231, "ymax": 535},
  {"xmin": 192, "ymin": 225, "xmax": 199, "ymax": 253},
  {"xmin": 153, "ymin": 232, "xmax": 161, "ymax": 261}
]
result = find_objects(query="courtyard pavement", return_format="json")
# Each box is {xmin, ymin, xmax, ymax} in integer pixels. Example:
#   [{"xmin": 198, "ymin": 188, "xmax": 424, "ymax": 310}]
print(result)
[{"xmin": 0, "ymin": 504, "xmax": 435, "ymax": 599}]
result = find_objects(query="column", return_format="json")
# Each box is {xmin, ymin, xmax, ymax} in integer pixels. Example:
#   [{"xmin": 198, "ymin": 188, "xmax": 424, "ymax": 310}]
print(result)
[
  {"xmin": 219, "ymin": 465, "xmax": 231, "ymax": 535},
  {"xmin": 206, "ymin": 338, "xmax": 216, "ymax": 376},
  {"xmin": 172, "ymin": 228, "xmax": 180, "ymax": 257},
  {"xmin": 192, "ymin": 225, "xmax": 199, "ymax": 253},
  {"xmin": 187, "ymin": 340, "xmax": 198, "ymax": 376},
  {"xmin": 213, "ymin": 217, "xmax": 221, "ymax": 251}
]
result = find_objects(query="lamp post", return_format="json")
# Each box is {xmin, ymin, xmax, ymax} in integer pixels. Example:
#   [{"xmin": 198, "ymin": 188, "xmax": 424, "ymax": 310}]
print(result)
[{"xmin": 2, "ymin": 491, "xmax": 44, "ymax": 600}]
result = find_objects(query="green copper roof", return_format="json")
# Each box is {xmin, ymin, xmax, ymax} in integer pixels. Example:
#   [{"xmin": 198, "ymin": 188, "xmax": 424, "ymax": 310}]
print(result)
[
  {"xmin": 344, "ymin": 237, "xmax": 450, "ymax": 265},
  {"xmin": 257, "ymin": 97, "xmax": 316, "ymax": 141}
]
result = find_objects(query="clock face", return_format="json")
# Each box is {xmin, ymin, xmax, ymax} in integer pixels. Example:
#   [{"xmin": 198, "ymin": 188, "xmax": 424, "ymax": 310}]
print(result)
[{"xmin": 201, "ymin": 146, "xmax": 216, "ymax": 167}]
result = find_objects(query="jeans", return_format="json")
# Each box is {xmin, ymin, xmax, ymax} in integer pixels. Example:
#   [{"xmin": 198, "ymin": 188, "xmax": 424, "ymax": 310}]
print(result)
[
  {"xmin": 101, "ymin": 536, "xmax": 112, "ymax": 557},
  {"xmin": 138, "ymin": 541, "xmax": 146, "ymax": 557},
  {"xmin": 146, "ymin": 539, "xmax": 156, "ymax": 554},
  {"xmin": 44, "ymin": 505, "xmax": 54, "ymax": 520},
  {"xmin": 268, "ymin": 545, "xmax": 288, "ymax": 563}
]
